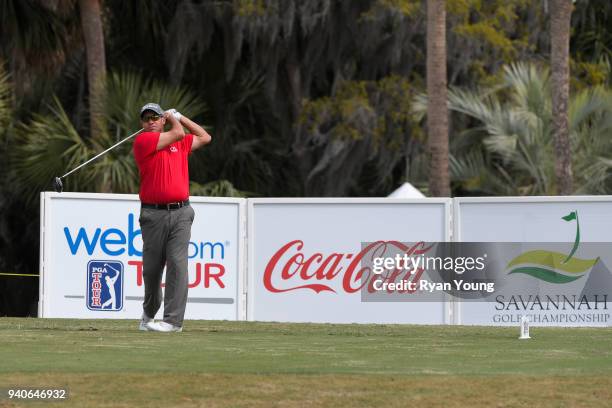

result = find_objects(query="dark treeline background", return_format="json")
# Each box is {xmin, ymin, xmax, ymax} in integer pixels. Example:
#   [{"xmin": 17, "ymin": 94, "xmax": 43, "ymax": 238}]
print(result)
[{"xmin": 1, "ymin": 0, "xmax": 611, "ymax": 315}]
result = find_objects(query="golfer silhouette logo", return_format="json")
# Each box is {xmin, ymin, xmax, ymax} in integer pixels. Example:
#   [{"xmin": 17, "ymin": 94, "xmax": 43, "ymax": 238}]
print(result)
[
  {"xmin": 101, "ymin": 264, "xmax": 120, "ymax": 309},
  {"xmin": 86, "ymin": 261, "xmax": 124, "ymax": 311}
]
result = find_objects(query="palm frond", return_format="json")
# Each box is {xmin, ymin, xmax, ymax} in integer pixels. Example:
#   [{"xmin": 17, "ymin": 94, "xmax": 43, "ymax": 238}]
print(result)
[
  {"xmin": 0, "ymin": 64, "xmax": 11, "ymax": 130},
  {"xmin": 449, "ymin": 150, "xmax": 517, "ymax": 196},
  {"xmin": 569, "ymin": 86, "xmax": 609, "ymax": 132},
  {"xmin": 190, "ymin": 180, "xmax": 251, "ymax": 198},
  {"xmin": 104, "ymin": 70, "xmax": 208, "ymax": 138},
  {"xmin": 448, "ymin": 87, "xmax": 496, "ymax": 124},
  {"xmin": 11, "ymin": 96, "xmax": 90, "ymax": 201}
]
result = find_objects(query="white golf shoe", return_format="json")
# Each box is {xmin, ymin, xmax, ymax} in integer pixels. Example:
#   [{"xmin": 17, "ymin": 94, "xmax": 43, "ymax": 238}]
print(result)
[
  {"xmin": 152, "ymin": 321, "xmax": 183, "ymax": 333},
  {"xmin": 138, "ymin": 313, "xmax": 157, "ymax": 331}
]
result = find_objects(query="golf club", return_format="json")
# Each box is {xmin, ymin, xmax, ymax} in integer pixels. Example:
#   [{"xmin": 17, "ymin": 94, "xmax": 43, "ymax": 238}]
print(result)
[{"xmin": 52, "ymin": 128, "xmax": 144, "ymax": 193}]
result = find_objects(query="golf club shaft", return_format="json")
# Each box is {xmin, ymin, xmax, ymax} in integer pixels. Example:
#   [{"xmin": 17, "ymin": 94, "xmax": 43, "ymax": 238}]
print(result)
[{"xmin": 60, "ymin": 129, "xmax": 144, "ymax": 179}]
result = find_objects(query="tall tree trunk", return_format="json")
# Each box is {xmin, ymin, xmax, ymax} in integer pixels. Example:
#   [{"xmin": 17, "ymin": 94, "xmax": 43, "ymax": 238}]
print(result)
[
  {"xmin": 79, "ymin": 0, "xmax": 106, "ymax": 141},
  {"xmin": 426, "ymin": 0, "xmax": 450, "ymax": 197},
  {"xmin": 285, "ymin": 58, "xmax": 302, "ymax": 122},
  {"xmin": 79, "ymin": 0, "xmax": 109, "ymax": 192},
  {"xmin": 550, "ymin": 0, "xmax": 573, "ymax": 195}
]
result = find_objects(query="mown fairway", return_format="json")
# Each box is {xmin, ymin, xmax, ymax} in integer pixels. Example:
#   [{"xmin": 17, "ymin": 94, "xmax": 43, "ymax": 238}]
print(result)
[{"xmin": 0, "ymin": 318, "xmax": 611, "ymax": 407}]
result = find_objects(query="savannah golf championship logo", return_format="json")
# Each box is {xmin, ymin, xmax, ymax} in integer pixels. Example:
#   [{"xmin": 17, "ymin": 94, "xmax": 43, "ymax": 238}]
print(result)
[
  {"xmin": 86, "ymin": 260, "xmax": 124, "ymax": 311},
  {"xmin": 493, "ymin": 210, "xmax": 610, "ymax": 325},
  {"xmin": 506, "ymin": 211, "xmax": 599, "ymax": 283}
]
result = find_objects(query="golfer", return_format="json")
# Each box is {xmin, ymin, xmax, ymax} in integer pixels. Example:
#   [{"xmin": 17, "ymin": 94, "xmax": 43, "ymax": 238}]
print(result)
[{"xmin": 134, "ymin": 103, "xmax": 211, "ymax": 332}]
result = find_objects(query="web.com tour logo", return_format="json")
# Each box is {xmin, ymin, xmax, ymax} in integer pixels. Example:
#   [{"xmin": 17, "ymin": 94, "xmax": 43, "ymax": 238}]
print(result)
[{"xmin": 86, "ymin": 260, "xmax": 124, "ymax": 311}]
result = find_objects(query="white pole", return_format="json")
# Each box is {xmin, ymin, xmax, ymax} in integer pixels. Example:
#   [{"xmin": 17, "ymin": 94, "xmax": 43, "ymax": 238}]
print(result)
[{"xmin": 519, "ymin": 315, "xmax": 531, "ymax": 339}]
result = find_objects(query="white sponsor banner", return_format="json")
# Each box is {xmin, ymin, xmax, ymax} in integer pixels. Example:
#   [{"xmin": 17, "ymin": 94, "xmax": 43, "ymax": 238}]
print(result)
[
  {"xmin": 39, "ymin": 192, "xmax": 245, "ymax": 320},
  {"xmin": 454, "ymin": 196, "xmax": 612, "ymax": 327},
  {"xmin": 247, "ymin": 198, "xmax": 452, "ymax": 324}
]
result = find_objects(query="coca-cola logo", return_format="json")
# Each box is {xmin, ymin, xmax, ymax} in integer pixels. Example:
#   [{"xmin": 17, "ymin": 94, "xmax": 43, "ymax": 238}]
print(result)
[{"xmin": 263, "ymin": 240, "xmax": 434, "ymax": 294}]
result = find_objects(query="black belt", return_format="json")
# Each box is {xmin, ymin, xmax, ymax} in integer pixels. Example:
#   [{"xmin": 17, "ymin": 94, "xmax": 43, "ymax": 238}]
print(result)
[{"xmin": 141, "ymin": 200, "xmax": 190, "ymax": 210}]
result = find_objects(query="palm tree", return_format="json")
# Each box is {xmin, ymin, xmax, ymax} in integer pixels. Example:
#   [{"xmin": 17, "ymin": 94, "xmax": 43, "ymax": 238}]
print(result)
[
  {"xmin": 78, "ymin": 0, "xmax": 106, "ymax": 144},
  {"xmin": 550, "ymin": 0, "xmax": 574, "ymax": 194},
  {"xmin": 425, "ymin": 63, "xmax": 612, "ymax": 195},
  {"xmin": 426, "ymin": 0, "xmax": 450, "ymax": 197},
  {"xmin": 10, "ymin": 71, "xmax": 208, "ymax": 200}
]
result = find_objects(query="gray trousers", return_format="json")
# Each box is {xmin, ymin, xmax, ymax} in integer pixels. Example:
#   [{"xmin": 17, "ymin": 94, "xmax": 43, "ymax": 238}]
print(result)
[{"xmin": 139, "ymin": 205, "xmax": 195, "ymax": 327}]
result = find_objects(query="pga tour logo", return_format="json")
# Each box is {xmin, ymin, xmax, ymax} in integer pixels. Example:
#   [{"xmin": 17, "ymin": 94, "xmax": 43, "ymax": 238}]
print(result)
[{"xmin": 86, "ymin": 260, "xmax": 124, "ymax": 311}]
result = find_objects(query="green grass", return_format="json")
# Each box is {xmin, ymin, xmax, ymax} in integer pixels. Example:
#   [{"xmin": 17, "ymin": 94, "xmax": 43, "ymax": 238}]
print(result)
[{"xmin": 0, "ymin": 318, "xmax": 611, "ymax": 407}]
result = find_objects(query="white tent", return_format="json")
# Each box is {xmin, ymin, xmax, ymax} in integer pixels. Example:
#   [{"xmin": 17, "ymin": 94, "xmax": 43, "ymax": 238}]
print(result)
[{"xmin": 387, "ymin": 182, "xmax": 425, "ymax": 198}]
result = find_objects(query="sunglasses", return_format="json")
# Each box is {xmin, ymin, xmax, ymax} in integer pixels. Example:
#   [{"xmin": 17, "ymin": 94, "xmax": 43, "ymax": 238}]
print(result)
[{"xmin": 141, "ymin": 114, "xmax": 162, "ymax": 122}]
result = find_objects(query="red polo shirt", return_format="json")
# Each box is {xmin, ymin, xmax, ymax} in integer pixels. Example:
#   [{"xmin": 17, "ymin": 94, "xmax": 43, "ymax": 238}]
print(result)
[{"xmin": 133, "ymin": 132, "xmax": 194, "ymax": 204}]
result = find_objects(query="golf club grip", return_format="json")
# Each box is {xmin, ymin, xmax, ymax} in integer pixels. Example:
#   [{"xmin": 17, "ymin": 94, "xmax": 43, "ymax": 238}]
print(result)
[{"xmin": 60, "ymin": 129, "xmax": 144, "ymax": 179}]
